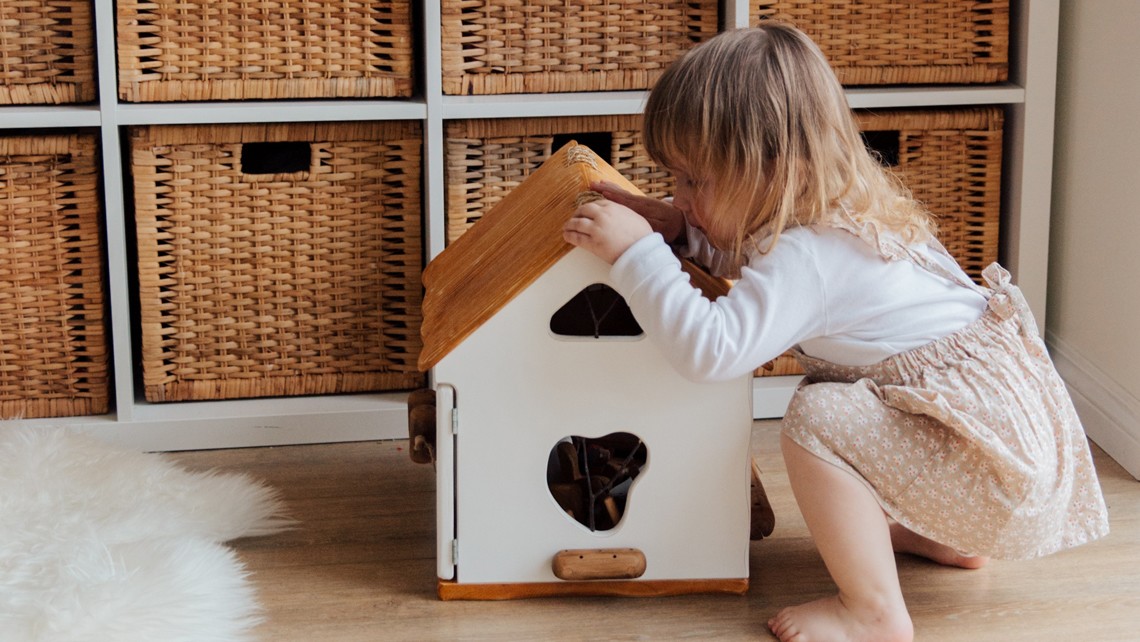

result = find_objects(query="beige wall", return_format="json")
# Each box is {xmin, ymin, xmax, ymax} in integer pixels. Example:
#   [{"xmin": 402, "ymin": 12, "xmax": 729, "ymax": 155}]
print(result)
[{"xmin": 1050, "ymin": 0, "xmax": 1140, "ymax": 477}]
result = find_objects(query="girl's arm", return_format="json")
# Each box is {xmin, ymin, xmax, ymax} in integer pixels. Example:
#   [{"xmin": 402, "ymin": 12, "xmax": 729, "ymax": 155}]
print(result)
[
  {"xmin": 563, "ymin": 198, "xmax": 653, "ymax": 264},
  {"xmin": 591, "ymin": 181, "xmax": 741, "ymax": 279},
  {"xmin": 612, "ymin": 235, "xmax": 823, "ymax": 382},
  {"xmin": 566, "ymin": 206, "xmax": 826, "ymax": 382},
  {"xmin": 589, "ymin": 181, "xmax": 685, "ymax": 244}
]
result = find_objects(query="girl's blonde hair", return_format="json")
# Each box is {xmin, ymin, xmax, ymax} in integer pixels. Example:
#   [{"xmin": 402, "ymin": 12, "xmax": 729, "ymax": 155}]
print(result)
[{"xmin": 643, "ymin": 24, "xmax": 935, "ymax": 260}]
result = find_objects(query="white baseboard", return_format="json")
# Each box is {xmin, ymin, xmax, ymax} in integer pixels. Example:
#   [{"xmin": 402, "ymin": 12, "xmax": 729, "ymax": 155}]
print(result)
[
  {"xmin": 753, "ymin": 376, "xmax": 800, "ymax": 419},
  {"xmin": 9, "ymin": 394, "xmax": 407, "ymax": 452},
  {"xmin": 1047, "ymin": 331, "xmax": 1140, "ymax": 481}
]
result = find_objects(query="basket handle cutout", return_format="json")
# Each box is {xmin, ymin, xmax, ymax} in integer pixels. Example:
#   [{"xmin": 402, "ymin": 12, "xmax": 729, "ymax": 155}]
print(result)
[
  {"xmin": 860, "ymin": 130, "xmax": 900, "ymax": 167},
  {"xmin": 552, "ymin": 132, "xmax": 613, "ymax": 164},
  {"xmin": 240, "ymin": 141, "xmax": 313, "ymax": 175}
]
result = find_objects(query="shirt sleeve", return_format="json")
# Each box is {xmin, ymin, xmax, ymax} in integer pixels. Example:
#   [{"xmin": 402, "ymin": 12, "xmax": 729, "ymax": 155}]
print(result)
[{"xmin": 611, "ymin": 232, "xmax": 828, "ymax": 383}]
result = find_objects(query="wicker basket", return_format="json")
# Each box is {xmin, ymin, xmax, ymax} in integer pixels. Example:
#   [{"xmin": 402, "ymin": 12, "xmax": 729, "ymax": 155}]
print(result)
[
  {"xmin": 0, "ymin": 0, "xmax": 96, "ymax": 104},
  {"xmin": 752, "ymin": 0, "xmax": 1009, "ymax": 85},
  {"xmin": 446, "ymin": 115, "xmax": 672, "ymax": 242},
  {"xmin": 763, "ymin": 106, "xmax": 1005, "ymax": 377},
  {"xmin": 0, "ymin": 133, "xmax": 108, "ymax": 418},
  {"xmin": 441, "ymin": 0, "xmax": 720, "ymax": 95},
  {"xmin": 116, "ymin": 1, "xmax": 415, "ymax": 102},
  {"xmin": 130, "ymin": 121, "xmax": 424, "ymax": 402},
  {"xmin": 858, "ymin": 107, "xmax": 1004, "ymax": 282}
]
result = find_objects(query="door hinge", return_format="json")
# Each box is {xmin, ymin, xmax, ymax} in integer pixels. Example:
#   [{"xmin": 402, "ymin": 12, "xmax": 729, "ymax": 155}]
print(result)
[
  {"xmin": 451, "ymin": 539, "xmax": 459, "ymax": 565},
  {"xmin": 451, "ymin": 407, "xmax": 459, "ymax": 435}
]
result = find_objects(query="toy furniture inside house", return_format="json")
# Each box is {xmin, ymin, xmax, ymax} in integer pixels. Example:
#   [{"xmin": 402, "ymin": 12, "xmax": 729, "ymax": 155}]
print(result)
[{"xmin": 417, "ymin": 142, "xmax": 755, "ymax": 600}]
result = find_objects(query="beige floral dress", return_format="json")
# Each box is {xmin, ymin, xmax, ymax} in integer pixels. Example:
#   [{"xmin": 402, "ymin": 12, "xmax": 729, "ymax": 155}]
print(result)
[{"xmin": 781, "ymin": 220, "xmax": 1110, "ymax": 560}]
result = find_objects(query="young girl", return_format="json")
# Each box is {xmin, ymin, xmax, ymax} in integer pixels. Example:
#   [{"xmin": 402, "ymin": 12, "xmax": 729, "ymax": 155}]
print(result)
[{"xmin": 562, "ymin": 23, "xmax": 1109, "ymax": 642}]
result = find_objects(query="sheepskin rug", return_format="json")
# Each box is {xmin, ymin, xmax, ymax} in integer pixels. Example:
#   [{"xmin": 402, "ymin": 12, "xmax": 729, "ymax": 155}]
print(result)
[{"xmin": 0, "ymin": 428, "xmax": 293, "ymax": 642}]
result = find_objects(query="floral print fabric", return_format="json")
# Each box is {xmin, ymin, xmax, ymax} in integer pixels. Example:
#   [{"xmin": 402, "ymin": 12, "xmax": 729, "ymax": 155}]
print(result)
[{"xmin": 782, "ymin": 254, "xmax": 1110, "ymax": 559}]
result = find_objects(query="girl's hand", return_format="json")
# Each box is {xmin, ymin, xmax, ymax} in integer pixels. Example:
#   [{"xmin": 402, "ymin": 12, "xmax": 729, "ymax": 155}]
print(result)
[
  {"xmin": 563, "ymin": 199, "xmax": 653, "ymax": 264},
  {"xmin": 590, "ymin": 181, "xmax": 686, "ymax": 245}
]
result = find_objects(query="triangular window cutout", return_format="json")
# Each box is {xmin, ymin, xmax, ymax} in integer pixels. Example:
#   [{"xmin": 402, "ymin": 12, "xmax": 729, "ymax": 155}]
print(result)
[{"xmin": 550, "ymin": 284, "xmax": 643, "ymax": 338}]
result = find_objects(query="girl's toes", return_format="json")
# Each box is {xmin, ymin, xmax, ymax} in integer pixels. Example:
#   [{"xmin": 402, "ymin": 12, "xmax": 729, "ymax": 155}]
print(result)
[{"xmin": 768, "ymin": 608, "xmax": 797, "ymax": 640}]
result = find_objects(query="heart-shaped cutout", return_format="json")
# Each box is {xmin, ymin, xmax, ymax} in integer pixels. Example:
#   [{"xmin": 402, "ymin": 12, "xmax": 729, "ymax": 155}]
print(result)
[{"xmin": 546, "ymin": 432, "xmax": 647, "ymax": 532}]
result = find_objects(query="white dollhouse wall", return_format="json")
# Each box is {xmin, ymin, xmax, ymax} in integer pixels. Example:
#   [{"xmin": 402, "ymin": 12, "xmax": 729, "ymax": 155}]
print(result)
[{"xmin": 433, "ymin": 248, "xmax": 753, "ymax": 585}]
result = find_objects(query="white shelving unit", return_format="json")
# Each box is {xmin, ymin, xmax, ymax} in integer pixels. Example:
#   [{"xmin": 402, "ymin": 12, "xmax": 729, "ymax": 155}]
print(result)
[{"xmin": 0, "ymin": 0, "xmax": 1058, "ymax": 450}]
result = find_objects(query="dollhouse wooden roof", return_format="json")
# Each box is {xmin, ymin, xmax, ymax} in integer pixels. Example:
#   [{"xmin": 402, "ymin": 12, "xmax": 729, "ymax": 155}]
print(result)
[{"xmin": 418, "ymin": 142, "xmax": 730, "ymax": 371}]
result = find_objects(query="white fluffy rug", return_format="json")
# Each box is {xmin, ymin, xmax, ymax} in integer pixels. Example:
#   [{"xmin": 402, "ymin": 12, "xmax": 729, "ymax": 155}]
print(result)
[{"xmin": 0, "ymin": 428, "xmax": 293, "ymax": 642}]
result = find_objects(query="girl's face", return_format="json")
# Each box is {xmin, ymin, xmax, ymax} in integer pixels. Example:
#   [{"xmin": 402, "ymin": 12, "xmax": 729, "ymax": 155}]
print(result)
[{"xmin": 670, "ymin": 167, "xmax": 715, "ymax": 236}]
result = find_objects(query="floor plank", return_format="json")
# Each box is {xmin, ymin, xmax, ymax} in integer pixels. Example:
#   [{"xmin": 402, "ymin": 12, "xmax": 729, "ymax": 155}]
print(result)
[{"xmin": 172, "ymin": 421, "xmax": 1140, "ymax": 641}]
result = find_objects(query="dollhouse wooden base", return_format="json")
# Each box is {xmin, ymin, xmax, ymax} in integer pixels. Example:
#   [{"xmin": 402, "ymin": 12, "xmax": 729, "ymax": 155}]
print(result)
[{"xmin": 437, "ymin": 578, "xmax": 749, "ymax": 601}]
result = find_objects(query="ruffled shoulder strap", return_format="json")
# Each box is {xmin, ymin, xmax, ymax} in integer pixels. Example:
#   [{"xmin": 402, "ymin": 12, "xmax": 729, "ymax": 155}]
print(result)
[
  {"xmin": 828, "ymin": 206, "xmax": 1043, "ymax": 337},
  {"xmin": 829, "ymin": 206, "xmax": 990, "ymax": 297}
]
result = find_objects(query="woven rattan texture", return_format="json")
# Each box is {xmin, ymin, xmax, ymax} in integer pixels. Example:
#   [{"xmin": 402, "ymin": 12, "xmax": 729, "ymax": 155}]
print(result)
[
  {"xmin": 0, "ymin": 0, "xmax": 96, "ymax": 104},
  {"xmin": 116, "ymin": 0, "xmax": 414, "ymax": 102},
  {"xmin": 445, "ymin": 115, "xmax": 672, "ymax": 243},
  {"xmin": 131, "ymin": 122, "xmax": 423, "ymax": 402},
  {"xmin": 441, "ymin": 0, "xmax": 720, "ymax": 95},
  {"xmin": 0, "ymin": 133, "xmax": 108, "ymax": 418},
  {"xmin": 752, "ymin": 0, "xmax": 1009, "ymax": 85},
  {"xmin": 857, "ymin": 107, "xmax": 1004, "ymax": 283}
]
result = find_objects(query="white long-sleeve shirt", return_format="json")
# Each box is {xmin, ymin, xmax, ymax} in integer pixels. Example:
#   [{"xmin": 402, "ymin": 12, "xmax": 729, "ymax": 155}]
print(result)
[{"xmin": 609, "ymin": 225, "xmax": 988, "ymax": 382}]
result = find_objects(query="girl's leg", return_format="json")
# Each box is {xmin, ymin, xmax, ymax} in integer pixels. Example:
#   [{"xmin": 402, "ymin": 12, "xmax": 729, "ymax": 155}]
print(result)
[
  {"xmin": 889, "ymin": 522, "xmax": 989, "ymax": 569},
  {"xmin": 768, "ymin": 434, "xmax": 914, "ymax": 642}
]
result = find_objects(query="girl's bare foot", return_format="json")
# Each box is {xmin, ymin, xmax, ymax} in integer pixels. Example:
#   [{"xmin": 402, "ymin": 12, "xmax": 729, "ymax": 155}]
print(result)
[
  {"xmin": 768, "ymin": 594, "xmax": 913, "ymax": 642},
  {"xmin": 889, "ymin": 522, "xmax": 989, "ymax": 569}
]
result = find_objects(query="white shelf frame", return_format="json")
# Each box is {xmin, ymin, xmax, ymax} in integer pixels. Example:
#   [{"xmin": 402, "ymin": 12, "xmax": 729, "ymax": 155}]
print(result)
[{"xmin": 0, "ymin": 0, "xmax": 1058, "ymax": 447}]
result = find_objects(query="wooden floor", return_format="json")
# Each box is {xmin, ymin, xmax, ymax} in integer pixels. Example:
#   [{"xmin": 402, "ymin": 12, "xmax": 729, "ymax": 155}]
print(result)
[{"xmin": 172, "ymin": 420, "xmax": 1140, "ymax": 641}]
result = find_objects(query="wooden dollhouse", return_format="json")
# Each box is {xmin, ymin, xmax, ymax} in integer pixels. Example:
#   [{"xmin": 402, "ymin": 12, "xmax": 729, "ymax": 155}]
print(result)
[{"xmin": 417, "ymin": 143, "xmax": 755, "ymax": 600}]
